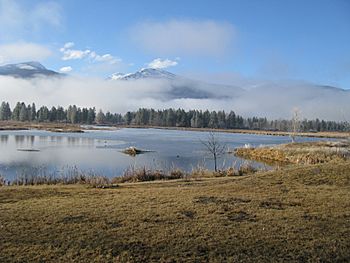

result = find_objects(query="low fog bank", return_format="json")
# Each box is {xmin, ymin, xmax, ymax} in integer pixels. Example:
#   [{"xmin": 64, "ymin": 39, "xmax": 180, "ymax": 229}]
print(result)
[{"xmin": 0, "ymin": 75, "xmax": 348, "ymax": 121}]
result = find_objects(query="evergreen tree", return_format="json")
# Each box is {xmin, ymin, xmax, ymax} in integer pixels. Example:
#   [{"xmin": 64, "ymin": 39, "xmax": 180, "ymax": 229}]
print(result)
[
  {"xmin": 227, "ymin": 111, "xmax": 236, "ymax": 129},
  {"xmin": 19, "ymin": 104, "xmax": 28, "ymax": 121},
  {"xmin": 50, "ymin": 106, "xmax": 57, "ymax": 122},
  {"xmin": 166, "ymin": 109, "xmax": 176, "ymax": 127},
  {"xmin": 31, "ymin": 103, "xmax": 36, "ymax": 121},
  {"xmin": 124, "ymin": 111, "xmax": 133, "ymax": 125},
  {"xmin": 96, "ymin": 109, "xmax": 106, "ymax": 124},
  {"xmin": 208, "ymin": 111, "xmax": 218, "ymax": 128},
  {"xmin": 12, "ymin": 102, "xmax": 22, "ymax": 121},
  {"xmin": 67, "ymin": 105, "xmax": 78, "ymax": 124},
  {"xmin": 56, "ymin": 106, "xmax": 65, "ymax": 121},
  {"xmin": 38, "ymin": 106, "xmax": 49, "ymax": 122},
  {"xmin": 0, "ymin": 102, "xmax": 11, "ymax": 120}
]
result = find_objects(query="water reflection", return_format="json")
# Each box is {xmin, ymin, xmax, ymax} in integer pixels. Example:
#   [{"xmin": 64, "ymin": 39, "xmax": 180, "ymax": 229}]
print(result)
[
  {"xmin": 27, "ymin": 136, "xmax": 35, "ymax": 145},
  {"xmin": 15, "ymin": 135, "xmax": 26, "ymax": 145},
  {"xmin": 0, "ymin": 128, "xmax": 327, "ymax": 180},
  {"xmin": 0, "ymin": 135, "xmax": 8, "ymax": 143}
]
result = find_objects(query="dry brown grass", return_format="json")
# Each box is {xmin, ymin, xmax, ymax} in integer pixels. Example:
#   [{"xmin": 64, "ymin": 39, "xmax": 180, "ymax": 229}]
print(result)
[
  {"xmin": 113, "ymin": 167, "xmax": 186, "ymax": 183},
  {"xmin": 0, "ymin": 175, "xmax": 5, "ymax": 186},
  {"xmin": 235, "ymin": 140, "xmax": 350, "ymax": 165},
  {"xmin": 0, "ymin": 121, "xmax": 84, "ymax": 132},
  {"xmin": 0, "ymin": 160, "xmax": 349, "ymax": 262}
]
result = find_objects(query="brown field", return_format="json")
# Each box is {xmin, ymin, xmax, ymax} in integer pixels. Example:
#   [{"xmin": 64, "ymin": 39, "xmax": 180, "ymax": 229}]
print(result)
[{"xmin": 1, "ymin": 160, "xmax": 349, "ymax": 262}]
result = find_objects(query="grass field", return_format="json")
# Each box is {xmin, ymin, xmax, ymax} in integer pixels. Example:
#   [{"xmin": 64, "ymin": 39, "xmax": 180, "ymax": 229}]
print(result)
[{"xmin": 1, "ymin": 160, "xmax": 349, "ymax": 262}]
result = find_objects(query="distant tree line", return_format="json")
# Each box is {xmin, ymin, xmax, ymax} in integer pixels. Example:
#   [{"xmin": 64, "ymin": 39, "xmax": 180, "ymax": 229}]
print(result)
[{"xmin": 0, "ymin": 101, "xmax": 348, "ymax": 132}]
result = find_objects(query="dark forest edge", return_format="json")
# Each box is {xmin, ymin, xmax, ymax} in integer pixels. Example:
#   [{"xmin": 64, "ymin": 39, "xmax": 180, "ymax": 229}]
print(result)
[{"xmin": 0, "ymin": 101, "xmax": 349, "ymax": 133}]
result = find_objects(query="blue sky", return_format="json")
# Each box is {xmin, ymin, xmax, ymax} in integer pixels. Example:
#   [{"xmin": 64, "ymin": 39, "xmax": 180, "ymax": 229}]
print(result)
[{"xmin": 0, "ymin": 0, "xmax": 349, "ymax": 88}]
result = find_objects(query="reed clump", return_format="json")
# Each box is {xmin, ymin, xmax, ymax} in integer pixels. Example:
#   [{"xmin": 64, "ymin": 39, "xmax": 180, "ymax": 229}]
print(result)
[
  {"xmin": 235, "ymin": 140, "xmax": 350, "ymax": 165},
  {"xmin": 1, "ymin": 163, "xmax": 261, "ymax": 187}
]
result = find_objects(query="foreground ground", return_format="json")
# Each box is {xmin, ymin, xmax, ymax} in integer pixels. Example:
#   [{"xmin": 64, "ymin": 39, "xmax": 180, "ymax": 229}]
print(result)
[{"xmin": 1, "ymin": 161, "xmax": 349, "ymax": 262}]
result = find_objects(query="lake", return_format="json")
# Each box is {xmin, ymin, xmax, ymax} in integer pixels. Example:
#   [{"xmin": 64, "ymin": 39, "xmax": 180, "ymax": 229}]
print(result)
[{"xmin": 0, "ymin": 128, "xmax": 326, "ymax": 181}]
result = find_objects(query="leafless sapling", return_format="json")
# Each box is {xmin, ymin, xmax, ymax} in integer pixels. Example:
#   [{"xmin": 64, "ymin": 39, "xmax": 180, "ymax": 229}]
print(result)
[{"xmin": 201, "ymin": 131, "xmax": 227, "ymax": 172}]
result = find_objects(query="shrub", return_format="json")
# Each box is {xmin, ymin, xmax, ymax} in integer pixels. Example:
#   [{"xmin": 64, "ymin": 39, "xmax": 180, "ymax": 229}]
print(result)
[
  {"xmin": 0, "ymin": 175, "xmax": 5, "ymax": 186},
  {"xmin": 113, "ymin": 166, "xmax": 185, "ymax": 183}
]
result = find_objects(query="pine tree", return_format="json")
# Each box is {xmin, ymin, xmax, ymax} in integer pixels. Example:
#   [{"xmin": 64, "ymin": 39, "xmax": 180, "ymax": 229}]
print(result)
[
  {"xmin": 87, "ymin": 108, "xmax": 96, "ymax": 124},
  {"xmin": 19, "ymin": 104, "xmax": 28, "ymax": 122},
  {"xmin": 38, "ymin": 106, "xmax": 49, "ymax": 122},
  {"xmin": 50, "ymin": 106, "xmax": 57, "ymax": 122},
  {"xmin": 96, "ymin": 109, "xmax": 106, "ymax": 124},
  {"xmin": 208, "ymin": 111, "xmax": 218, "ymax": 128},
  {"xmin": 11, "ymin": 102, "xmax": 21, "ymax": 121},
  {"xmin": 31, "ymin": 103, "xmax": 36, "ymax": 121},
  {"xmin": 0, "ymin": 102, "xmax": 11, "ymax": 120},
  {"xmin": 227, "ymin": 111, "xmax": 236, "ymax": 129}
]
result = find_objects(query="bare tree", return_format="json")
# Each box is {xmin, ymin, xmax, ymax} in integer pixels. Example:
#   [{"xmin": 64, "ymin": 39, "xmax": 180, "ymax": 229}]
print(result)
[
  {"xmin": 201, "ymin": 131, "xmax": 227, "ymax": 172},
  {"xmin": 290, "ymin": 108, "xmax": 301, "ymax": 143}
]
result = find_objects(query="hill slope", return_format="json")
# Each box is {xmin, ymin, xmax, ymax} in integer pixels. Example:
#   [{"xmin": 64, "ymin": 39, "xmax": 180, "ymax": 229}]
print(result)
[{"xmin": 0, "ymin": 62, "xmax": 61, "ymax": 78}]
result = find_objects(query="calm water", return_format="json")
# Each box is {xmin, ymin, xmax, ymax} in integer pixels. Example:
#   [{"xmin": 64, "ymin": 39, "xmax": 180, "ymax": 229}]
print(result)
[{"xmin": 0, "ymin": 128, "xmax": 325, "ymax": 180}]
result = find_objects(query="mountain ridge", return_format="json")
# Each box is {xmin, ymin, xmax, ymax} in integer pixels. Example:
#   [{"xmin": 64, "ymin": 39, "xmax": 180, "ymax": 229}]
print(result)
[
  {"xmin": 0, "ymin": 62, "xmax": 62, "ymax": 78},
  {"xmin": 109, "ymin": 68, "xmax": 244, "ymax": 100},
  {"xmin": 109, "ymin": 68, "xmax": 176, "ymax": 81}
]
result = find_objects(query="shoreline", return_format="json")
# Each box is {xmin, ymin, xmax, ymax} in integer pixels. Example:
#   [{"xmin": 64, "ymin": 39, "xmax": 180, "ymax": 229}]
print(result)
[
  {"xmin": 115, "ymin": 125, "xmax": 350, "ymax": 139},
  {"xmin": 0, "ymin": 121, "xmax": 349, "ymax": 139}
]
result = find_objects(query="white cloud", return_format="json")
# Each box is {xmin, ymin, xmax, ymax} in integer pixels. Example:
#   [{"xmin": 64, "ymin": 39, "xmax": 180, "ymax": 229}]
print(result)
[
  {"xmin": 60, "ymin": 43, "xmax": 121, "ymax": 64},
  {"xmin": 148, "ymin": 58, "xmax": 178, "ymax": 69},
  {"xmin": 60, "ymin": 43, "xmax": 90, "ymax": 60},
  {"xmin": 63, "ymin": 42, "xmax": 75, "ymax": 49},
  {"xmin": 90, "ymin": 53, "xmax": 121, "ymax": 64},
  {"xmin": 59, "ymin": 42, "xmax": 124, "ymax": 75},
  {"xmin": 0, "ymin": 42, "xmax": 52, "ymax": 64},
  {"xmin": 130, "ymin": 19, "xmax": 235, "ymax": 57},
  {"xmin": 59, "ymin": 66, "xmax": 72, "ymax": 73},
  {"xmin": 62, "ymin": 49, "xmax": 91, "ymax": 60}
]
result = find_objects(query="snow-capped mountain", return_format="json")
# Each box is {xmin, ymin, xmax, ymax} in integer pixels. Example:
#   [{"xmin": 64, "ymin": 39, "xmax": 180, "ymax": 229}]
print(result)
[
  {"xmin": 110, "ymin": 68, "xmax": 176, "ymax": 81},
  {"xmin": 0, "ymin": 62, "xmax": 62, "ymax": 78},
  {"xmin": 109, "ymin": 68, "xmax": 244, "ymax": 100}
]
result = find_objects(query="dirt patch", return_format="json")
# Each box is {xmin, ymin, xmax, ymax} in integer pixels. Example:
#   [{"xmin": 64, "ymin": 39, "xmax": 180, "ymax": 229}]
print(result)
[
  {"xmin": 259, "ymin": 199, "xmax": 301, "ymax": 210},
  {"xmin": 194, "ymin": 196, "xmax": 251, "ymax": 205},
  {"xmin": 227, "ymin": 211, "xmax": 256, "ymax": 222},
  {"xmin": 179, "ymin": 210, "xmax": 196, "ymax": 219}
]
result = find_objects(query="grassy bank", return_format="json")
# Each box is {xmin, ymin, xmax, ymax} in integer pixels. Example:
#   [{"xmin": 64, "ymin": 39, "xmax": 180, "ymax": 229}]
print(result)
[
  {"xmin": 235, "ymin": 140, "xmax": 350, "ymax": 165},
  {"xmin": 1, "ymin": 160, "xmax": 349, "ymax": 262},
  {"xmin": 0, "ymin": 121, "xmax": 84, "ymax": 133},
  {"xmin": 0, "ymin": 164, "xmax": 259, "ymax": 187}
]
